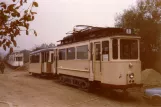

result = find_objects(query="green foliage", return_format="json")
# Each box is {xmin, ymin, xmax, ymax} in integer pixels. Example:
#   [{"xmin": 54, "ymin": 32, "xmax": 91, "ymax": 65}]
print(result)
[
  {"xmin": 32, "ymin": 43, "xmax": 55, "ymax": 51},
  {"xmin": 115, "ymin": 0, "xmax": 161, "ymax": 69},
  {"xmin": 33, "ymin": 2, "xmax": 38, "ymax": 7},
  {"xmin": 115, "ymin": 0, "xmax": 161, "ymax": 51},
  {"xmin": 0, "ymin": 0, "xmax": 38, "ymax": 53}
]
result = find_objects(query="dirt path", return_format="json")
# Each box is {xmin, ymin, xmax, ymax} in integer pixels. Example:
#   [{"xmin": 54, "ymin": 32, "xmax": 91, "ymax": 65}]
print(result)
[{"xmin": 0, "ymin": 67, "xmax": 156, "ymax": 107}]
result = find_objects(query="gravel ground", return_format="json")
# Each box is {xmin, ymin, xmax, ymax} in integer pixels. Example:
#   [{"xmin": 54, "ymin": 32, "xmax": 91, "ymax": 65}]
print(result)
[{"xmin": 0, "ymin": 66, "xmax": 157, "ymax": 107}]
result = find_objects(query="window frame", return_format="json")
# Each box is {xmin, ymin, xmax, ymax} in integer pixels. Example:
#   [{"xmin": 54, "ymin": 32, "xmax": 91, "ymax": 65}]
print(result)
[
  {"xmin": 120, "ymin": 39, "xmax": 139, "ymax": 60},
  {"xmin": 112, "ymin": 39, "xmax": 118, "ymax": 60},
  {"xmin": 102, "ymin": 40, "xmax": 109, "ymax": 61},
  {"xmin": 76, "ymin": 45, "xmax": 88, "ymax": 60},
  {"xmin": 67, "ymin": 47, "xmax": 75, "ymax": 60},
  {"xmin": 59, "ymin": 49, "xmax": 66, "ymax": 60},
  {"xmin": 30, "ymin": 53, "xmax": 40, "ymax": 63}
]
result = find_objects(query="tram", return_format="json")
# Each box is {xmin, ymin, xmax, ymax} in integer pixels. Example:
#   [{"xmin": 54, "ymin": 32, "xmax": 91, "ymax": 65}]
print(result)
[
  {"xmin": 29, "ymin": 25, "xmax": 142, "ymax": 91},
  {"xmin": 7, "ymin": 51, "xmax": 24, "ymax": 68},
  {"xmin": 29, "ymin": 48, "xmax": 55, "ymax": 75}
]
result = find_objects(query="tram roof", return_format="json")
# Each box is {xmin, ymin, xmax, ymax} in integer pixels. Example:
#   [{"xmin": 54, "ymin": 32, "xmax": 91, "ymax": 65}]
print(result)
[
  {"xmin": 30, "ymin": 48, "xmax": 55, "ymax": 55},
  {"xmin": 57, "ymin": 26, "xmax": 140, "ymax": 46}
]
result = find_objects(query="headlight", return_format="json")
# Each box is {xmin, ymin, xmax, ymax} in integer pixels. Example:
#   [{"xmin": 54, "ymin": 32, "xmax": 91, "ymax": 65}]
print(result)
[{"xmin": 129, "ymin": 73, "xmax": 134, "ymax": 79}]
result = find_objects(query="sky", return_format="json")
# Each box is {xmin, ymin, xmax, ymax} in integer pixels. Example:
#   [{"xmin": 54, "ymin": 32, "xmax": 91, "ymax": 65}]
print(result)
[{"xmin": 0, "ymin": 0, "xmax": 137, "ymax": 55}]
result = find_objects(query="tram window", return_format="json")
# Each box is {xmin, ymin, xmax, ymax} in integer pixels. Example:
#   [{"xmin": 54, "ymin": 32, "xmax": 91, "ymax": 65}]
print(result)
[
  {"xmin": 19, "ymin": 57, "xmax": 22, "ymax": 61},
  {"xmin": 95, "ymin": 43, "xmax": 100, "ymax": 61},
  {"xmin": 20, "ymin": 57, "xmax": 22, "ymax": 61},
  {"xmin": 120, "ymin": 39, "xmax": 138, "ymax": 59},
  {"xmin": 44, "ymin": 52, "xmax": 46, "ymax": 62},
  {"xmin": 47, "ymin": 52, "xmax": 49, "ymax": 61},
  {"xmin": 45, "ymin": 52, "xmax": 49, "ymax": 62},
  {"xmin": 67, "ymin": 47, "xmax": 75, "ymax": 60},
  {"xmin": 51, "ymin": 53, "xmax": 54, "ymax": 62},
  {"xmin": 30, "ymin": 56, "xmax": 32, "ymax": 63},
  {"xmin": 77, "ymin": 45, "xmax": 88, "ymax": 59},
  {"xmin": 44, "ymin": 52, "xmax": 47, "ymax": 62},
  {"xmin": 31, "ymin": 54, "xmax": 40, "ymax": 63},
  {"xmin": 112, "ymin": 39, "xmax": 118, "ymax": 59},
  {"xmin": 102, "ymin": 41, "xmax": 109, "ymax": 61},
  {"xmin": 41, "ymin": 52, "xmax": 44, "ymax": 63},
  {"xmin": 59, "ymin": 49, "xmax": 66, "ymax": 60},
  {"xmin": 90, "ymin": 43, "xmax": 93, "ymax": 60},
  {"xmin": 16, "ymin": 57, "xmax": 22, "ymax": 61}
]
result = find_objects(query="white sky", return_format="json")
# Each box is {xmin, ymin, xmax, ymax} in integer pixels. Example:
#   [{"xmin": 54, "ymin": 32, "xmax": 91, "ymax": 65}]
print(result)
[{"xmin": 0, "ymin": 0, "xmax": 137, "ymax": 55}]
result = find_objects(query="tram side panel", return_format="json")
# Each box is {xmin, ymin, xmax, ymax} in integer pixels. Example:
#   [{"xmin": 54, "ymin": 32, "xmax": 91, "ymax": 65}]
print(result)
[
  {"xmin": 57, "ymin": 43, "xmax": 90, "ymax": 79},
  {"xmin": 29, "ymin": 53, "xmax": 42, "ymax": 74},
  {"xmin": 57, "ymin": 60, "xmax": 90, "ymax": 78}
]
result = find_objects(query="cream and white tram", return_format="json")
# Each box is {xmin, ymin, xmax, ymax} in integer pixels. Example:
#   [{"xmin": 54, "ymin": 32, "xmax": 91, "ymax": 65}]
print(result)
[
  {"xmin": 7, "ymin": 51, "xmax": 24, "ymax": 68},
  {"xmin": 29, "ymin": 48, "xmax": 56, "ymax": 75},
  {"xmin": 55, "ymin": 26, "xmax": 142, "ymax": 90}
]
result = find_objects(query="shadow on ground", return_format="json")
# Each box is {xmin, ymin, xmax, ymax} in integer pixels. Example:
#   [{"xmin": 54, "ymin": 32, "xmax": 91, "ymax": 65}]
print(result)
[{"xmin": 25, "ymin": 73, "xmax": 141, "ymax": 104}]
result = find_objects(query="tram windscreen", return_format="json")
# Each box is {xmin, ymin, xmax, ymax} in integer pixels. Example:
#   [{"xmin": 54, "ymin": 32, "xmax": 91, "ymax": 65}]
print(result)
[{"xmin": 120, "ymin": 39, "xmax": 138, "ymax": 59}]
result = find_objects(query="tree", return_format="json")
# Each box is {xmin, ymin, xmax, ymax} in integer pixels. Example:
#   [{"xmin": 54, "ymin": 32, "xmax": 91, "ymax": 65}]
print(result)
[
  {"xmin": 32, "ymin": 43, "xmax": 55, "ymax": 51},
  {"xmin": 41, "ymin": 43, "xmax": 49, "ymax": 49},
  {"xmin": 48, "ymin": 43, "xmax": 55, "ymax": 48},
  {"xmin": 0, "ymin": 0, "xmax": 38, "ymax": 53},
  {"xmin": 115, "ymin": 0, "xmax": 161, "ymax": 50},
  {"xmin": 0, "ymin": 54, "xmax": 2, "ymax": 61},
  {"xmin": 115, "ymin": 0, "xmax": 161, "ymax": 69}
]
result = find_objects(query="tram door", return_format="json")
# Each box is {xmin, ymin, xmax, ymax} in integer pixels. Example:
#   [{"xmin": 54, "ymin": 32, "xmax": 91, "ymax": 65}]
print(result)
[
  {"xmin": 50, "ymin": 52, "xmax": 55, "ymax": 74},
  {"xmin": 94, "ymin": 42, "xmax": 101, "ymax": 81},
  {"xmin": 41, "ymin": 52, "xmax": 45, "ymax": 73},
  {"xmin": 41, "ymin": 52, "xmax": 51, "ymax": 73}
]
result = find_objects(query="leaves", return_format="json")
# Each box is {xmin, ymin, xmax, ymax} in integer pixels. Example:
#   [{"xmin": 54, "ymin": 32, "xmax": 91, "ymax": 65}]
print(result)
[
  {"xmin": 20, "ymin": 0, "xmax": 23, "ymax": 6},
  {"xmin": 11, "ymin": 13, "xmax": 17, "ymax": 17},
  {"xmin": 15, "ymin": 6, "xmax": 21, "ymax": 9},
  {"xmin": 0, "ymin": 2, "xmax": 5, "ymax": 5},
  {"xmin": 31, "ymin": 11, "xmax": 37, "ymax": 15},
  {"xmin": 12, "ymin": 39, "xmax": 17, "ymax": 47},
  {"xmin": 3, "ymin": 45, "xmax": 6, "ymax": 51},
  {"xmin": 6, "ymin": 41, "xmax": 11, "ymax": 48},
  {"xmin": 0, "ymin": 41, "xmax": 2, "ymax": 47},
  {"xmin": 32, "ymin": 16, "xmax": 34, "ymax": 20},
  {"xmin": 24, "ymin": 23, "xmax": 29, "ymax": 29},
  {"xmin": 24, "ymin": 10, "xmax": 28, "ymax": 14},
  {"xmin": 10, "ymin": 47, "xmax": 13, "ymax": 53},
  {"xmin": 2, "ymin": 39, "xmax": 6, "ymax": 44},
  {"xmin": 16, "ymin": 12, "xmax": 20, "ymax": 17},
  {"xmin": 7, "ymin": 4, "xmax": 15, "ymax": 11},
  {"xmin": 1, "ymin": 4, "xmax": 6, "ymax": 9},
  {"xmin": 26, "ymin": 30, "xmax": 29, "ymax": 35},
  {"xmin": 34, "ymin": 30, "xmax": 37, "ymax": 36},
  {"xmin": 0, "ymin": 0, "xmax": 38, "ymax": 51},
  {"xmin": 33, "ymin": 2, "xmax": 38, "ymax": 7}
]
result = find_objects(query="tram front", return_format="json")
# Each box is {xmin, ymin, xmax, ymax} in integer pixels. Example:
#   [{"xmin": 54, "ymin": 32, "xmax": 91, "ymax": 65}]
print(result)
[{"xmin": 101, "ymin": 35, "xmax": 143, "ymax": 90}]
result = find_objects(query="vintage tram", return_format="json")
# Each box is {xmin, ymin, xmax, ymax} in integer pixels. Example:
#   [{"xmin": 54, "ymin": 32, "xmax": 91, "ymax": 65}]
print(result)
[
  {"xmin": 29, "ymin": 48, "xmax": 55, "ymax": 75},
  {"xmin": 29, "ymin": 25, "xmax": 142, "ymax": 91},
  {"xmin": 7, "ymin": 50, "xmax": 24, "ymax": 68}
]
